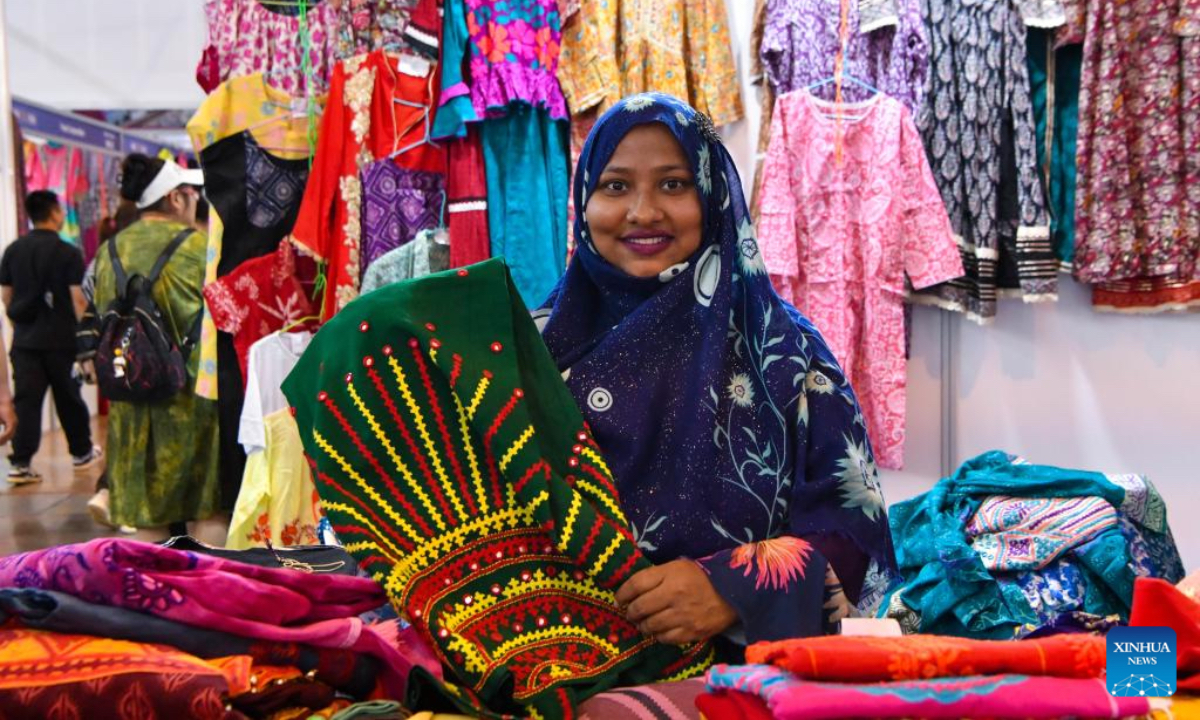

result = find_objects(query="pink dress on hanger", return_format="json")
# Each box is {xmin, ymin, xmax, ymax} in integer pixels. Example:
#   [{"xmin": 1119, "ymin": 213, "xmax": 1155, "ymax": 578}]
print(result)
[
  {"xmin": 198, "ymin": 0, "xmax": 339, "ymax": 95},
  {"xmin": 758, "ymin": 91, "xmax": 963, "ymax": 470}
]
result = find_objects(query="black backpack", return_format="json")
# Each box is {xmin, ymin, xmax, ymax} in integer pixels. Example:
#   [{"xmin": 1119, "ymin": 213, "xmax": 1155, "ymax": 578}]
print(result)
[{"xmin": 95, "ymin": 229, "xmax": 202, "ymax": 402}]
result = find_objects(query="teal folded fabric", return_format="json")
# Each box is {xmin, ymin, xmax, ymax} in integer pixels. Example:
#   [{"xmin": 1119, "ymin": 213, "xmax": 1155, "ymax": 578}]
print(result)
[{"xmin": 885, "ymin": 451, "xmax": 1179, "ymax": 638}]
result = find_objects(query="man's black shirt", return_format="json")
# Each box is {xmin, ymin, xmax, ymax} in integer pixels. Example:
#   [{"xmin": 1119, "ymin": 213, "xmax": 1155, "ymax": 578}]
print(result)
[{"xmin": 0, "ymin": 229, "xmax": 85, "ymax": 350}]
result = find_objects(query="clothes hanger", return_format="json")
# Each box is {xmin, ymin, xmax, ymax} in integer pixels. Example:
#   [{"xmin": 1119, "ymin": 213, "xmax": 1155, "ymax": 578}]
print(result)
[
  {"xmin": 806, "ymin": 74, "xmax": 881, "ymax": 121},
  {"xmin": 239, "ymin": 108, "xmax": 319, "ymax": 155},
  {"xmin": 432, "ymin": 190, "xmax": 449, "ymax": 245},
  {"xmin": 387, "ymin": 104, "xmax": 440, "ymax": 158},
  {"xmin": 254, "ymin": 0, "xmax": 323, "ymax": 7},
  {"xmin": 242, "ymin": 98, "xmax": 317, "ymax": 133},
  {"xmin": 277, "ymin": 314, "xmax": 319, "ymax": 333},
  {"xmin": 387, "ymin": 61, "xmax": 441, "ymax": 158}
]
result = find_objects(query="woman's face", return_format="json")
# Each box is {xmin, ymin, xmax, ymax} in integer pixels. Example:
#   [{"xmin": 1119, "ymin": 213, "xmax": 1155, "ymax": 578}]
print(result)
[{"xmin": 585, "ymin": 123, "xmax": 703, "ymax": 278}]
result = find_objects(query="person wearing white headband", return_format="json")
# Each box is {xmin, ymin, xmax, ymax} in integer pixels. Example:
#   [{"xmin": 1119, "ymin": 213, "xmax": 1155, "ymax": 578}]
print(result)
[
  {"xmin": 82, "ymin": 152, "xmax": 221, "ymax": 538},
  {"xmin": 134, "ymin": 157, "xmax": 205, "ymax": 222}
]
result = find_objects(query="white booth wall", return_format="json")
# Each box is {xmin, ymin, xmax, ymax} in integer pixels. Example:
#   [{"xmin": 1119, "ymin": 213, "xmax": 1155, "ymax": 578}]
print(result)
[
  {"xmin": 5, "ymin": 1, "xmax": 1197, "ymax": 565},
  {"xmin": 6, "ymin": 2, "xmax": 207, "ymax": 110}
]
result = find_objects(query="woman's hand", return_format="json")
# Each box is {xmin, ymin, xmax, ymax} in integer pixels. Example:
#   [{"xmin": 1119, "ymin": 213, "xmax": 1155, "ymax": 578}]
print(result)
[{"xmin": 615, "ymin": 559, "xmax": 738, "ymax": 645}]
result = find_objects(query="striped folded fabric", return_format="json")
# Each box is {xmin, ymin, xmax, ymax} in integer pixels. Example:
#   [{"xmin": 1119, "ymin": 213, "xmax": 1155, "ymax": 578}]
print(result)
[{"xmin": 578, "ymin": 679, "xmax": 707, "ymax": 720}]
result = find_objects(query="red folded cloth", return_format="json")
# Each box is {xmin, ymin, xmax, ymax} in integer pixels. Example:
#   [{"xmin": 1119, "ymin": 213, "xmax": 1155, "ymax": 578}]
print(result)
[
  {"xmin": 745, "ymin": 633, "xmax": 1106, "ymax": 682},
  {"xmin": 1130, "ymin": 577, "xmax": 1200, "ymax": 691},
  {"xmin": 695, "ymin": 689, "xmax": 773, "ymax": 720}
]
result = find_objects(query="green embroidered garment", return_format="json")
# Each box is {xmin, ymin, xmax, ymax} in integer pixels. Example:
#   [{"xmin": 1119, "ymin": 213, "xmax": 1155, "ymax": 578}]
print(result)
[{"xmin": 283, "ymin": 259, "xmax": 712, "ymax": 719}]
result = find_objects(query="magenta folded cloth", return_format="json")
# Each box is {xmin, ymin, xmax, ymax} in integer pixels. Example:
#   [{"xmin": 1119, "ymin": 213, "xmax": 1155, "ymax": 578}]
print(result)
[
  {"xmin": 0, "ymin": 539, "xmax": 441, "ymax": 695},
  {"xmin": 705, "ymin": 664, "xmax": 1151, "ymax": 719}
]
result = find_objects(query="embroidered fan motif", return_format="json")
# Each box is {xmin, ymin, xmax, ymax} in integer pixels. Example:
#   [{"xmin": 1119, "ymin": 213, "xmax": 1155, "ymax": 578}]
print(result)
[{"xmin": 286, "ymin": 260, "xmax": 713, "ymax": 718}]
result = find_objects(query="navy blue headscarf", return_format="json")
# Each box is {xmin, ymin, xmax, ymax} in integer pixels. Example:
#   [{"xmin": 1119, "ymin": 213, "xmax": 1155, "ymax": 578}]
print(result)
[{"xmin": 538, "ymin": 94, "xmax": 896, "ymax": 619}]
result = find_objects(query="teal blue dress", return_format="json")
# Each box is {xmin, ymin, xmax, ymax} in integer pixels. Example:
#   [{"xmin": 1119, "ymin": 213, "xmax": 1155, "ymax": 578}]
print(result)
[{"xmin": 1027, "ymin": 29, "xmax": 1083, "ymax": 268}]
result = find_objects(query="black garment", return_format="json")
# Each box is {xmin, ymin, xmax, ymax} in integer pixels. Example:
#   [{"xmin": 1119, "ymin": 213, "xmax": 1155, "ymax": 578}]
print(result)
[
  {"xmin": 202, "ymin": 131, "xmax": 308, "ymax": 508},
  {"xmin": 159, "ymin": 535, "xmax": 361, "ymax": 575},
  {"xmin": 0, "ymin": 230, "xmax": 85, "ymax": 350},
  {"xmin": 203, "ymin": 132, "xmax": 309, "ymax": 277},
  {"xmin": 217, "ymin": 331, "xmax": 245, "ymax": 511},
  {"xmin": 9, "ymin": 349, "xmax": 91, "ymax": 463}
]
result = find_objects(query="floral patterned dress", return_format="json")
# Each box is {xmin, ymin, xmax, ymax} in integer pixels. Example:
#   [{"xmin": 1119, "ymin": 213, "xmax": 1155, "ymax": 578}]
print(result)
[
  {"xmin": 910, "ymin": 0, "xmax": 1056, "ymax": 322},
  {"xmin": 463, "ymin": 0, "xmax": 568, "ymax": 119},
  {"xmin": 197, "ymin": 0, "xmax": 339, "ymax": 96},
  {"xmin": 1072, "ymin": 0, "xmax": 1200, "ymax": 312},
  {"xmin": 558, "ymin": 0, "xmax": 744, "ymax": 125},
  {"xmin": 758, "ymin": 91, "xmax": 963, "ymax": 471},
  {"xmin": 761, "ymin": 0, "xmax": 929, "ymax": 110},
  {"xmin": 330, "ymin": 0, "xmax": 417, "ymax": 58},
  {"xmin": 290, "ymin": 50, "xmax": 446, "ymax": 318}
]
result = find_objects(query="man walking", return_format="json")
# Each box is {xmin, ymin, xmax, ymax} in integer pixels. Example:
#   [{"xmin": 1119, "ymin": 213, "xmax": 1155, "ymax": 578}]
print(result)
[{"xmin": 0, "ymin": 191, "xmax": 101, "ymax": 484}]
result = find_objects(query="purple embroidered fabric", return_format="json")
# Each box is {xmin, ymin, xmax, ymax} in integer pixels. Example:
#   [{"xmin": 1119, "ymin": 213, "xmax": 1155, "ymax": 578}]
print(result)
[
  {"xmin": 360, "ymin": 159, "xmax": 445, "ymax": 274},
  {"xmin": 245, "ymin": 136, "xmax": 309, "ymax": 230},
  {"xmin": 464, "ymin": 0, "xmax": 568, "ymax": 119},
  {"xmin": 762, "ymin": 0, "xmax": 929, "ymax": 112}
]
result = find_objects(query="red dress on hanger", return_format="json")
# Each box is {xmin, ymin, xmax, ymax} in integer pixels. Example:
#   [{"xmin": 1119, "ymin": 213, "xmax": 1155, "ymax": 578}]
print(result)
[{"xmin": 291, "ymin": 49, "xmax": 446, "ymax": 319}]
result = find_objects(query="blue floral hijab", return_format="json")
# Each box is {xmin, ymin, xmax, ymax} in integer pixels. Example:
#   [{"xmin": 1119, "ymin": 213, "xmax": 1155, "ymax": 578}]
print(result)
[{"xmin": 538, "ymin": 94, "xmax": 897, "ymax": 622}]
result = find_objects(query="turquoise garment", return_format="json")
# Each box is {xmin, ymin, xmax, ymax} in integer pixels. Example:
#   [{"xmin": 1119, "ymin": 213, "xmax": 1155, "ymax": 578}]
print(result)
[
  {"xmin": 432, "ymin": 0, "xmax": 477, "ymax": 140},
  {"xmin": 885, "ymin": 451, "xmax": 1182, "ymax": 638},
  {"xmin": 482, "ymin": 105, "xmax": 568, "ymax": 307},
  {"xmin": 360, "ymin": 229, "xmax": 450, "ymax": 294},
  {"xmin": 1027, "ymin": 29, "xmax": 1082, "ymax": 267}
]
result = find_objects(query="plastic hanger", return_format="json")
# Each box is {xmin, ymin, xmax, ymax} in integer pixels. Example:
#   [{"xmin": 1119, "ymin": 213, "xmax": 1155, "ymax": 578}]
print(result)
[
  {"xmin": 388, "ymin": 105, "xmax": 439, "ymax": 158},
  {"xmin": 387, "ymin": 62, "xmax": 441, "ymax": 158},
  {"xmin": 255, "ymin": 0, "xmax": 321, "ymax": 7},
  {"xmin": 806, "ymin": 74, "xmax": 880, "ymax": 121},
  {"xmin": 432, "ymin": 190, "xmax": 449, "ymax": 245},
  {"xmin": 240, "ymin": 107, "xmax": 318, "ymax": 154},
  {"xmin": 279, "ymin": 314, "xmax": 319, "ymax": 334}
]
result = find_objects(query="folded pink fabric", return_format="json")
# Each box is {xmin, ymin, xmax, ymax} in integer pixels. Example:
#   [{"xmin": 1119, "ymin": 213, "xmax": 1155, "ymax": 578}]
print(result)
[
  {"xmin": 705, "ymin": 664, "xmax": 1150, "ymax": 719},
  {"xmin": 0, "ymin": 539, "xmax": 441, "ymax": 695}
]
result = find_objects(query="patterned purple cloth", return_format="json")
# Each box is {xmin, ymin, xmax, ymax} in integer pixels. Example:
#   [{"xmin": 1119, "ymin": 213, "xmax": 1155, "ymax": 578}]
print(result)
[
  {"xmin": 360, "ymin": 159, "xmax": 445, "ymax": 274},
  {"xmin": 245, "ymin": 136, "xmax": 308, "ymax": 230},
  {"xmin": 464, "ymin": 0, "xmax": 568, "ymax": 119},
  {"xmin": 762, "ymin": 0, "xmax": 929, "ymax": 112},
  {"xmin": 0, "ymin": 539, "xmax": 441, "ymax": 696}
]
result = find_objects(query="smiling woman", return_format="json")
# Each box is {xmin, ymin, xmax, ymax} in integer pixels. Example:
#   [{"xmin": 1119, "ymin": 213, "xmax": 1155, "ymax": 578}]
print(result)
[
  {"xmin": 537, "ymin": 93, "xmax": 900, "ymax": 651},
  {"xmin": 585, "ymin": 123, "xmax": 704, "ymax": 279}
]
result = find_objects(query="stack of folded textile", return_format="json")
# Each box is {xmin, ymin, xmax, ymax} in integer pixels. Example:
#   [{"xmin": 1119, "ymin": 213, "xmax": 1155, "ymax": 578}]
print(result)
[
  {"xmin": 696, "ymin": 634, "xmax": 1161, "ymax": 719},
  {"xmin": 0, "ymin": 538, "xmax": 443, "ymax": 720},
  {"xmin": 884, "ymin": 451, "xmax": 1184, "ymax": 638}
]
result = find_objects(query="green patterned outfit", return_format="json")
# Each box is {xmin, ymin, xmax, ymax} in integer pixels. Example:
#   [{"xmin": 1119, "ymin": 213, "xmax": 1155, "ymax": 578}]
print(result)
[
  {"xmin": 283, "ymin": 260, "xmax": 712, "ymax": 719},
  {"xmin": 91, "ymin": 219, "xmax": 220, "ymax": 528}
]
